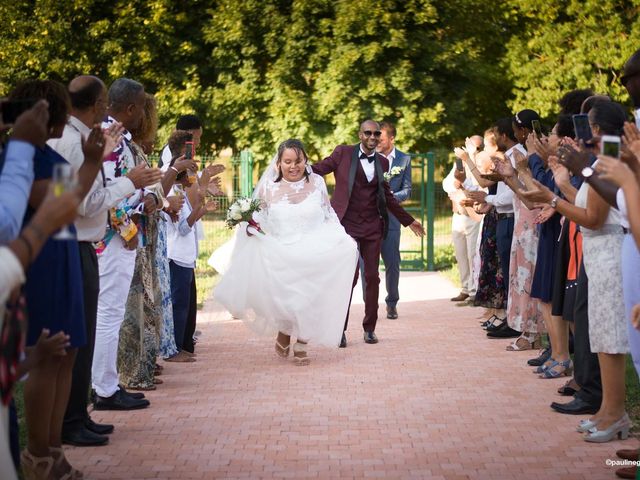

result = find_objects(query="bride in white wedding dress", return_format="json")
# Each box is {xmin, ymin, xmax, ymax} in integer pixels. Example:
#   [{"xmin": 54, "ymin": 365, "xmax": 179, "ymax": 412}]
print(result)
[{"xmin": 210, "ymin": 139, "xmax": 358, "ymax": 365}]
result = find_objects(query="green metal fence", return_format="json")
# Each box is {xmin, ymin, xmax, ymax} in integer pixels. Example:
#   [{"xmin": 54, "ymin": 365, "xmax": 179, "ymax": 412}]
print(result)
[{"xmin": 150, "ymin": 149, "xmax": 453, "ymax": 274}]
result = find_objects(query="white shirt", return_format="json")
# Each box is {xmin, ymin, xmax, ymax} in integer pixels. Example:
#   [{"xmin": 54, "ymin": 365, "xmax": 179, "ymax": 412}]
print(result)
[
  {"xmin": 48, "ymin": 116, "xmax": 135, "ymax": 242},
  {"xmin": 442, "ymin": 164, "xmax": 481, "ymax": 216},
  {"xmin": 616, "ymin": 188, "xmax": 630, "ymax": 229},
  {"xmin": 359, "ymin": 145, "xmax": 376, "ymax": 182},
  {"xmin": 0, "ymin": 247, "xmax": 24, "ymax": 326},
  {"xmin": 165, "ymin": 186, "xmax": 199, "ymax": 268},
  {"xmin": 160, "ymin": 144, "xmax": 172, "ymax": 169},
  {"xmin": 484, "ymin": 143, "xmax": 526, "ymax": 214},
  {"xmin": 383, "ymin": 147, "xmax": 397, "ymax": 172}
]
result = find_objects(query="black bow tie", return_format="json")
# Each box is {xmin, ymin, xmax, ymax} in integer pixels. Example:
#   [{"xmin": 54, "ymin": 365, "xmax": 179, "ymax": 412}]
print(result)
[{"xmin": 360, "ymin": 152, "xmax": 375, "ymax": 163}]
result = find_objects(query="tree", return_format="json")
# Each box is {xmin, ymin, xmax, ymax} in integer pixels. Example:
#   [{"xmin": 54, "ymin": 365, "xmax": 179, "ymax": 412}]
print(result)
[{"xmin": 503, "ymin": 0, "xmax": 640, "ymax": 120}]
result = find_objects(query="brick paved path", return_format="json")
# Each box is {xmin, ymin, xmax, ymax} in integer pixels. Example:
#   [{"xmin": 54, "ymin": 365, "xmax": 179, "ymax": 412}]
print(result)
[{"xmin": 66, "ymin": 272, "xmax": 639, "ymax": 479}]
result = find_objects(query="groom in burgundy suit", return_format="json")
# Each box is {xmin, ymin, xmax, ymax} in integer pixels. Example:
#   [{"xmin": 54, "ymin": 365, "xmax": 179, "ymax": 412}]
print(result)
[{"xmin": 312, "ymin": 120, "xmax": 425, "ymax": 346}]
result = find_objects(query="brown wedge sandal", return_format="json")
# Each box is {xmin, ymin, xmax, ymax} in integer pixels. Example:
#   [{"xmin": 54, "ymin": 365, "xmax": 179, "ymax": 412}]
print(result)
[
  {"xmin": 21, "ymin": 449, "xmax": 55, "ymax": 480},
  {"xmin": 50, "ymin": 446, "xmax": 83, "ymax": 480}
]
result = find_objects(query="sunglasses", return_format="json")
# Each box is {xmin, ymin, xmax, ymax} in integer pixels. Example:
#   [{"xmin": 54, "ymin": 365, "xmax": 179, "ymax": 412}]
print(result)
[{"xmin": 363, "ymin": 130, "xmax": 382, "ymax": 138}]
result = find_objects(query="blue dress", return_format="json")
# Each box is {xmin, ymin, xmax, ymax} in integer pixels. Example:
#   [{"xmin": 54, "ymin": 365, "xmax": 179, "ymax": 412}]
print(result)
[
  {"xmin": 23, "ymin": 145, "xmax": 86, "ymax": 348},
  {"xmin": 529, "ymin": 153, "xmax": 562, "ymax": 303}
]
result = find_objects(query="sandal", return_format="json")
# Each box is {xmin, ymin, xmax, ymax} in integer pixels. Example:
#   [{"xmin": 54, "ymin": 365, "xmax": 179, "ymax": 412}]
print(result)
[
  {"xmin": 539, "ymin": 358, "xmax": 573, "ymax": 379},
  {"xmin": 275, "ymin": 340, "xmax": 290, "ymax": 358},
  {"xmin": 50, "ymin": 446, "xmax": 83, "ymax": 480},
  {"xmin": 534, "ymin": 357, "xmax": 557, "ymax": 374},
  {"xmin": 506, "ymin": 333, "xmax": 541, "ymax": 351},
  {"xmin": 292, "ymin": 342, "xmax": 310, "ymax": 366},
  {"xmin": 21, "ymin": 449, "xmax": 55, "ymax": 480}
]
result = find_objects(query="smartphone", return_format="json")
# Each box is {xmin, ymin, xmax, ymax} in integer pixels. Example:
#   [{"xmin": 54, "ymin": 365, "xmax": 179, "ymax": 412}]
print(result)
[
  {"xmin": 572, "ymin": 114, "xmax": 592, "ymax": 143},
  {"xmin": 531, "ymin": 119, "xmax": 543, "ymax": 137},
  {"xmin": 635, "ymin": 109, "xmax": 640, "ymax": 130},
  {"xmin": 455, "ymin": 157, "xmax": 464, "ymax": 172},
  {"xmin": 601, "ymin": 135, "xmax": 621, "ymax": 158},
  {"xmin": 1, "ymin": 98, "xmax": 37, "ymax": 125},
  {"xmin": 184, "ymin": 141, "xmax": 194, "ymax": 160}
]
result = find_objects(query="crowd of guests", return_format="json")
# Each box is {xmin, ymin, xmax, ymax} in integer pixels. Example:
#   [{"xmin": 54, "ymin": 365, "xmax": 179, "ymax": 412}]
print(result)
[
  {"xmin": 444, "ymin": 48, "xmax": 640, "ymax": 479},
  {"xmin": 0, "ymin": 75, "xmax": 224, "ymax": 480}
]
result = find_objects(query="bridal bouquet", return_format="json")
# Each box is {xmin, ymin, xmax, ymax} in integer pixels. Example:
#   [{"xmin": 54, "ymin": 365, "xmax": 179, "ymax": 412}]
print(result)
[
  {"xmin": 384, "ymin": 166, "xmax": 404, "ymax": 181},
  {"xmin": 225, "ymin": 197, "xmax": 264, "ymax": 234}
]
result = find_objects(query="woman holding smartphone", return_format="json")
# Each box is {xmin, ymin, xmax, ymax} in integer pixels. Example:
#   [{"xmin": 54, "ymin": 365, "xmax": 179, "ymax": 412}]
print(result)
[{"xmin": 523, "ymin": 100, "xmax": 630, "ymax": 443}]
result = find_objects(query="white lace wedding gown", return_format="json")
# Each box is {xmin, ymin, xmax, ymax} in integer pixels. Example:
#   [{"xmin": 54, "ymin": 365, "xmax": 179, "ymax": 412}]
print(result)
[{"xmin": 210, "ymin": 173, "xmax": 358, "ymax": 347}]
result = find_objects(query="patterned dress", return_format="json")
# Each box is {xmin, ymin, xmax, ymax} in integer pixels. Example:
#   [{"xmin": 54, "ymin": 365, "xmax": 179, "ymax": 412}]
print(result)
[
  {"xmin": 473, "ymin": 187, "xmax": 507, "ymax": 309},
  {"xmin": 157, "ymin": 217, "xmax": 179, "ymax": 358},
  {"xmin": 506, "ymin": 196, "xmax": 544, "ymax": 333},
  {"xmin": 117, "ymin": 143, "xmax": 162, "ymax": 388}
]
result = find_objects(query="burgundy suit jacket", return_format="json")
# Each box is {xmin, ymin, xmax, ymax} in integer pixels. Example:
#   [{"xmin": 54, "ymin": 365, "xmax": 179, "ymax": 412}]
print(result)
[{"xmin": 312, "ymin": 144, "xmax": 414, "ymax": 238}]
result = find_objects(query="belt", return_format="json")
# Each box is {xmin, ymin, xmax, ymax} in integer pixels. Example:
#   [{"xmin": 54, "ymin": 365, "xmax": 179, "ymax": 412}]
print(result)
[{"xmin": 497, "ymin": 213, "xmax": 514, "ymax": 220}]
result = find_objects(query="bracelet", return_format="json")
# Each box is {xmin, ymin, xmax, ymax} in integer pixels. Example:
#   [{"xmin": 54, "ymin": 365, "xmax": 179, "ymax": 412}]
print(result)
[
  {"xmin": 170, "ymin": 166, "xmax": 179, "ymax": 174},
  {"xmin": 17, "ymin": 234, "xmax": 35, "ymax": 263}
]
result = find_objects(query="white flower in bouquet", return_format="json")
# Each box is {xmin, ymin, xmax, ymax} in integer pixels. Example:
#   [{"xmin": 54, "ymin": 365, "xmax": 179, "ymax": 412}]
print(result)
[
  {"xmin": 225, "ymin": 197, "xmax": 264, "ymax": 234},
  {"xmin": 238, "ymin": 198, "xmax": 251, "ymax": 212}
]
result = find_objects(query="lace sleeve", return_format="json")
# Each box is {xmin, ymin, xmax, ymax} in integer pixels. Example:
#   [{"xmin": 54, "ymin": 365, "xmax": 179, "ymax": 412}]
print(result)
[
  {"xmin": 252, "ymin": 180, "xmax": 269, "ymax": 227},
  {"xmin": 313, "ymin": 174, "xmax": 339, "ymax": 224}
]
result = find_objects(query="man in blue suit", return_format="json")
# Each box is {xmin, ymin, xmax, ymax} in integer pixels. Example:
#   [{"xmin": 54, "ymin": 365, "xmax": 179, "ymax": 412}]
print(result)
[{"xmin": 378, "ymin": 122, "xmax": 412, "ymax": 319}]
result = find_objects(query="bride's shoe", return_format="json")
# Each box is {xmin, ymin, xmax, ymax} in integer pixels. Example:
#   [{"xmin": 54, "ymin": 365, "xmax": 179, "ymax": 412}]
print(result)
[
  {"xmin": 292, "ymin": 342, "xmax": 310, "ymax": 366},
  {"xmin": 275, "ymin": 341, "xmax": 290, "ymax": 358}
]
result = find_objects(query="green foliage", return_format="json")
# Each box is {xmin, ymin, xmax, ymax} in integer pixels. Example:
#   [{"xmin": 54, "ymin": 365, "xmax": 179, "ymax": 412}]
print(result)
[
  {"xmin": 1, "ymin": 0, "xmax": 638, "ymax": 163},
  {"xmin": 504, "ymin": 0, "xmax": 640, "ymax": 120}
]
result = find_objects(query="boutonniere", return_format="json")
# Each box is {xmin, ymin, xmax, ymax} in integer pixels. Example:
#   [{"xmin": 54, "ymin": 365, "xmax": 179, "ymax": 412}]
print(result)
[{"xmin": 383, "ymin": 166, "xmax": 404, "ymax": 181}]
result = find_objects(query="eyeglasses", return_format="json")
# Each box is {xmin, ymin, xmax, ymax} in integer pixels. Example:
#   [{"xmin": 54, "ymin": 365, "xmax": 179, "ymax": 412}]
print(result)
[{"xmin": 363, "ymin": 130, "xmax": 382, "ymax": 138}]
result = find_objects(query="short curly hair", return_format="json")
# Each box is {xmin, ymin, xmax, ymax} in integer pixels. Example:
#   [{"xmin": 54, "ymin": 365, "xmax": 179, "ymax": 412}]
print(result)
[{"xmin": 9, "ymin": 79, "xmax": 70, "ymax": 129}]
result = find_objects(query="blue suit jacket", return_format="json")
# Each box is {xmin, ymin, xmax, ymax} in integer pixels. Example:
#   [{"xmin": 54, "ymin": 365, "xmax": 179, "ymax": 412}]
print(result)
[{"xmin": 386, "ymin": 149, "xmax": 412, "ymax": 230}]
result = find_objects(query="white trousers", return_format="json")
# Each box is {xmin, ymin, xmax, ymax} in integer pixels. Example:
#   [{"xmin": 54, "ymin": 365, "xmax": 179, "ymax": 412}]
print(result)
[
  {"xmin": 92, "ymin": 235, "xmax": 136, "ymax": 398},
  {"xmin": 452, "ymin": 213, "xmax": 481, "ymax": 296},
  {"xmin": 1, "ymin": 405, "xmax": 17, "ymax": 480}
]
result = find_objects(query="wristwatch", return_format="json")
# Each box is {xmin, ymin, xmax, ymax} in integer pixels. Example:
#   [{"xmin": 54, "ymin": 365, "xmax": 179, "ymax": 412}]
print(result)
[
  {"xmin": 550, "ymin": 196, "xmax": 559, "ymax": 209},
  {"xmin": 581, "ymin": 166, "xmax": 594, "ymax": 178}
]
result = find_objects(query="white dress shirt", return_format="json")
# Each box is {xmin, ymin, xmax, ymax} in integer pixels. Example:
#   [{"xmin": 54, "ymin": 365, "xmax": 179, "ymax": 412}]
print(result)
[
  {"xmin": 442, "ymin": 164, "xmax": 481, "ymax": 215},
  {"xmin": 48, "ymin": 116, "xmax": 136, "ymax": 242},
  {"xmin": 384, "ymin": 147, "xmax": 397, "ymax": 172},
  {"xmin": 484, "ymin": 143, "xmax": 526, "ymax": 214},
  {"xmin": 359, "ymin": 145, "xmax": 376, "ymax": 182}
]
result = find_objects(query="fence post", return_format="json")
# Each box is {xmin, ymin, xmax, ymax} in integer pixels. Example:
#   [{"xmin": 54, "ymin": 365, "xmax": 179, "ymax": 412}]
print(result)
[
  {"xmin": 426, "ymin": 151, "xmax": 435, "ymax": 271},
  {"xmin": 239, "ymin": 150, "xmax": 254, "ymax": 197}
]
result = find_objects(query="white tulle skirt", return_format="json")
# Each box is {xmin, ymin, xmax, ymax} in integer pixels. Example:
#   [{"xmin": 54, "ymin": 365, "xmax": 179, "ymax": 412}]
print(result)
[{"xmin": 209, "ymin": 222, "xmax": 358, "ymax": 347}]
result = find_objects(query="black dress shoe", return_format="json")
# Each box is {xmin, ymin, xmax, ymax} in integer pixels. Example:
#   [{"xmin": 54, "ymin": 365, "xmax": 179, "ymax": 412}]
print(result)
[
  {"xmin": 386, "ymin": 306, "xmax": 398, "ymax": 319},
  {"xmin": 486, "ymin": 323, "xmax": 521, "ymax": 338},
  {"xmin": 485, "ymin": 319, "xmax": 506, "ymax": 333},
  {"xmin": 93, "ymin": 389, "xmax": 150, "ymax": 411},
  {"xmin": 86, "ymin": 417, "xmax": 114, "ymax": 435},
  {"xmin": 339, "ymin": 333, "xmax": 347, "ymax": 348},
  {"xmin": 528, "ymin": 346, "xmax": 552, "ymax": 366},
  {"xmin": 62, "ymin": 426, "xmax": 109, "ymax": 447},
  {"xmin": 364, "ymin": 332, "xmax": 378, "ymax": 344},
  {"xmin": 118, "ymin": 384, "xmax": 145, "ymax": 400},
  {"xmin": 550, "ymin": 397, "xmax": 600, "ymax": 415}
]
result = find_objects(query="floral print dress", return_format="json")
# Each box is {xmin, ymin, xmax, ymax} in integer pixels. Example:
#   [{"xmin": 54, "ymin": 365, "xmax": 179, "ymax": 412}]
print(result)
[{"xmin": 507, "ymin": 196, "xmax": 544, "ymax": 333}]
